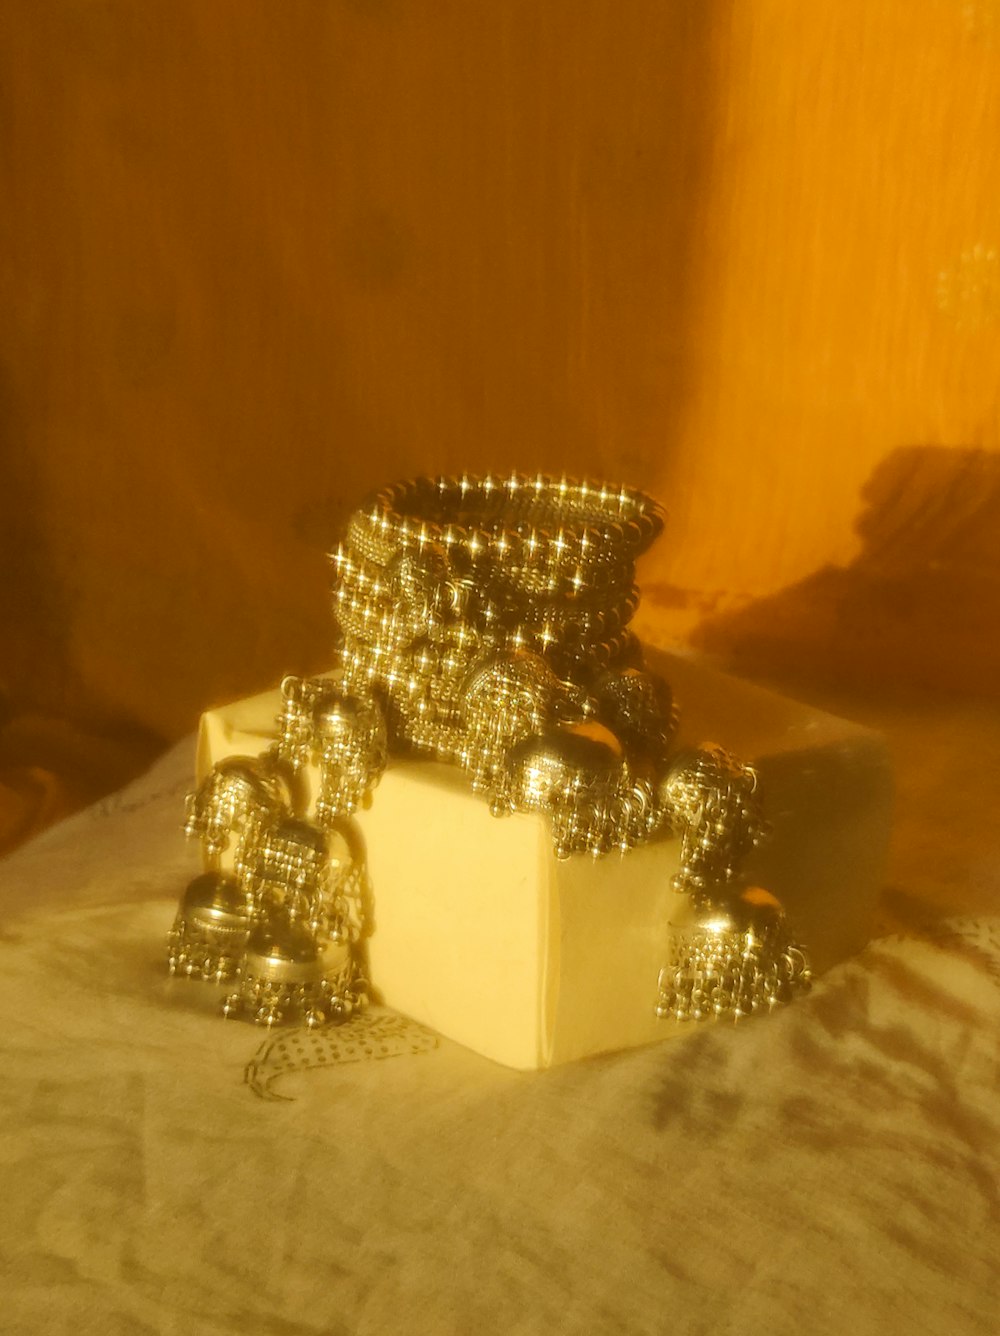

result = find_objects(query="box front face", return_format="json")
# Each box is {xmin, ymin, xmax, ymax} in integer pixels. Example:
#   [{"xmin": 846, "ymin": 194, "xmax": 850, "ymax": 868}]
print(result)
[
  {"xmin": 548, "ymin": 841, "xmax": 683, "ymax": 1067},
  {"xmin": 357, "ymin": 763, "xmax": 551, "ymax": 1071}
]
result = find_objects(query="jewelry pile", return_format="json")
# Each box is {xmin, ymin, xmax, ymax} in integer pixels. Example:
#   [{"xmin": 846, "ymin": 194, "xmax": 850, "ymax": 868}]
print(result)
[
  {"xmin": 167, "ymin": 473, "xmax": 810, "ymax": 1031},
  {"xmin": 168, "ymin": 678, "xmax": 383, "ymax": 1027}
]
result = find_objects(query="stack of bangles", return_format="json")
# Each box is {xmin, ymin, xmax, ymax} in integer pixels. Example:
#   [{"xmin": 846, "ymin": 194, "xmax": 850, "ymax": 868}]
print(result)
[
  {"xmin": 170, "ymin": 473, "xmax": 811, "ymax": 1029},
  {"xmin": 332, "ymin": 473, "xmax": 673, "ymax": 854}
]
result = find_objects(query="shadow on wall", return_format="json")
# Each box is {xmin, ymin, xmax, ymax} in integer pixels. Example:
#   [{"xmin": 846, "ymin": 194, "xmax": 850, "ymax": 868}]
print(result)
[{"xmin": 691, "ymin": 447, "xmax": 1000, "ymax": 697}]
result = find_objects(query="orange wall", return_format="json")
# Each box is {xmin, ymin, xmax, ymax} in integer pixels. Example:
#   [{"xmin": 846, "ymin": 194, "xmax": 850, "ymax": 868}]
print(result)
[{"xmin": 2, "ymin": 0, "xmax": 998, "ymax": 766}]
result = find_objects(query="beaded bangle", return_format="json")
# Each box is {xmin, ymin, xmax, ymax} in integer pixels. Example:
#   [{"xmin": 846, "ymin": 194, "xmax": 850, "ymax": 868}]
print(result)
[{"xmin": 343, "ymin": 472, "xmax": 664, "ymax": 586}]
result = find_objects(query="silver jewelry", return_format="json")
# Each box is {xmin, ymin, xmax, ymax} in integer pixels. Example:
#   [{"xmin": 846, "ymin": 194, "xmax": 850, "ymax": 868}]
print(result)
[
  {"xmin": 651, "ymin": 746, "xmax": 810, "ymax": 1023},
  {"xmin": 659, "ymin": 745, "xmax": 768, "ymax": 893},
  {"xmin": 168, "ymin": 474, "xmax": 813, "ymax": 1035},
  {"xmin": 221, "ymin": 919, "xmax": 363, "ymax": 1028},
  {"xmin": 169, "ymin": 689, "xmax": 386, "ymax": 1027},
  {"xmin": 331, "ymin": 474, "xmax": 678, "ymax": 857},
  {"xmin": 183, "ymin": 754, "xmax": 289, "ymax": 870},
  {"xmin": 312, "ymin": 686, "xmax": 388, "ymax": 826},
  {"xmin": 167, "ymin": 871, "xmax": 250, "ymax": 982},
  {"xmin": 655, "ymin": 886, "xmax": 811, "ymax": 1022}
]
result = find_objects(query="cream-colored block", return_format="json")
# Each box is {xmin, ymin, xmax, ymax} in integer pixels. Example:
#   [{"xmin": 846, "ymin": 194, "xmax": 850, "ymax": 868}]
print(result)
[{"xmin": 198, "ymin": 650, "xmax": 892, "ymax": 1069}]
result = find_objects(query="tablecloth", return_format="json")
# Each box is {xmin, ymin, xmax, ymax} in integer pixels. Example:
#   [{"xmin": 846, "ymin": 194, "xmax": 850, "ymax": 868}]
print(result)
[{"xmin": 2, "ymin": 685, "xmax": 999, "ymax": 1335}]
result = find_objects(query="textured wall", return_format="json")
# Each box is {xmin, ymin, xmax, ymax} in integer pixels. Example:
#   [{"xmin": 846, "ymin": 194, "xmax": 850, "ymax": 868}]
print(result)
[
  {"xmin": 2, "ymin": 1, "xmax": 998, "ymax": 843},
  {"xmin": 645, "ymin": 1, "xmax": 1000, "ymax": 693}
]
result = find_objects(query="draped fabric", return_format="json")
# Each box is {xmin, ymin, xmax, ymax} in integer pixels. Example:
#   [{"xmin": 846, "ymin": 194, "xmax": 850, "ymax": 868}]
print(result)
[{"xmin": 1, "ymin": 719, "xmax": 998, "ymax": 1334}]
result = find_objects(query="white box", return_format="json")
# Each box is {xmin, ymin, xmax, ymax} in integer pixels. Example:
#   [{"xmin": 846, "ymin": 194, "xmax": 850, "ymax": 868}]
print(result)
[{"xmin": 198, "ymin": 650, "xmax": 892, "ymax": 1069}]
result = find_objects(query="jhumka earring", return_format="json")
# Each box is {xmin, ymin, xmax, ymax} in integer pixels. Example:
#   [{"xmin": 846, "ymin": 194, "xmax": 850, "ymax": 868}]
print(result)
[
  {"xmin": 654, "ymin": 746, "xmax": 811, "ymax": 1022},
  {"xmin": 167, "ymin": 676, "xmax": 386, "ymax": 1027}
]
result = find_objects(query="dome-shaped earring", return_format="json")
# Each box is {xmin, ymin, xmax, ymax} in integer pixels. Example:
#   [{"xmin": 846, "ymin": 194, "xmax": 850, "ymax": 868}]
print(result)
[
  {"xmin": 167, "ymin": 871, "xmax": 251, "ymax": 982},
  {"xmin": 655, "ymin": 886, "xmax": 811, "ymax": 1022},
  {"xmin": 221, "ymin": 917, "xmax": 361, "ymax": 1028}
]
